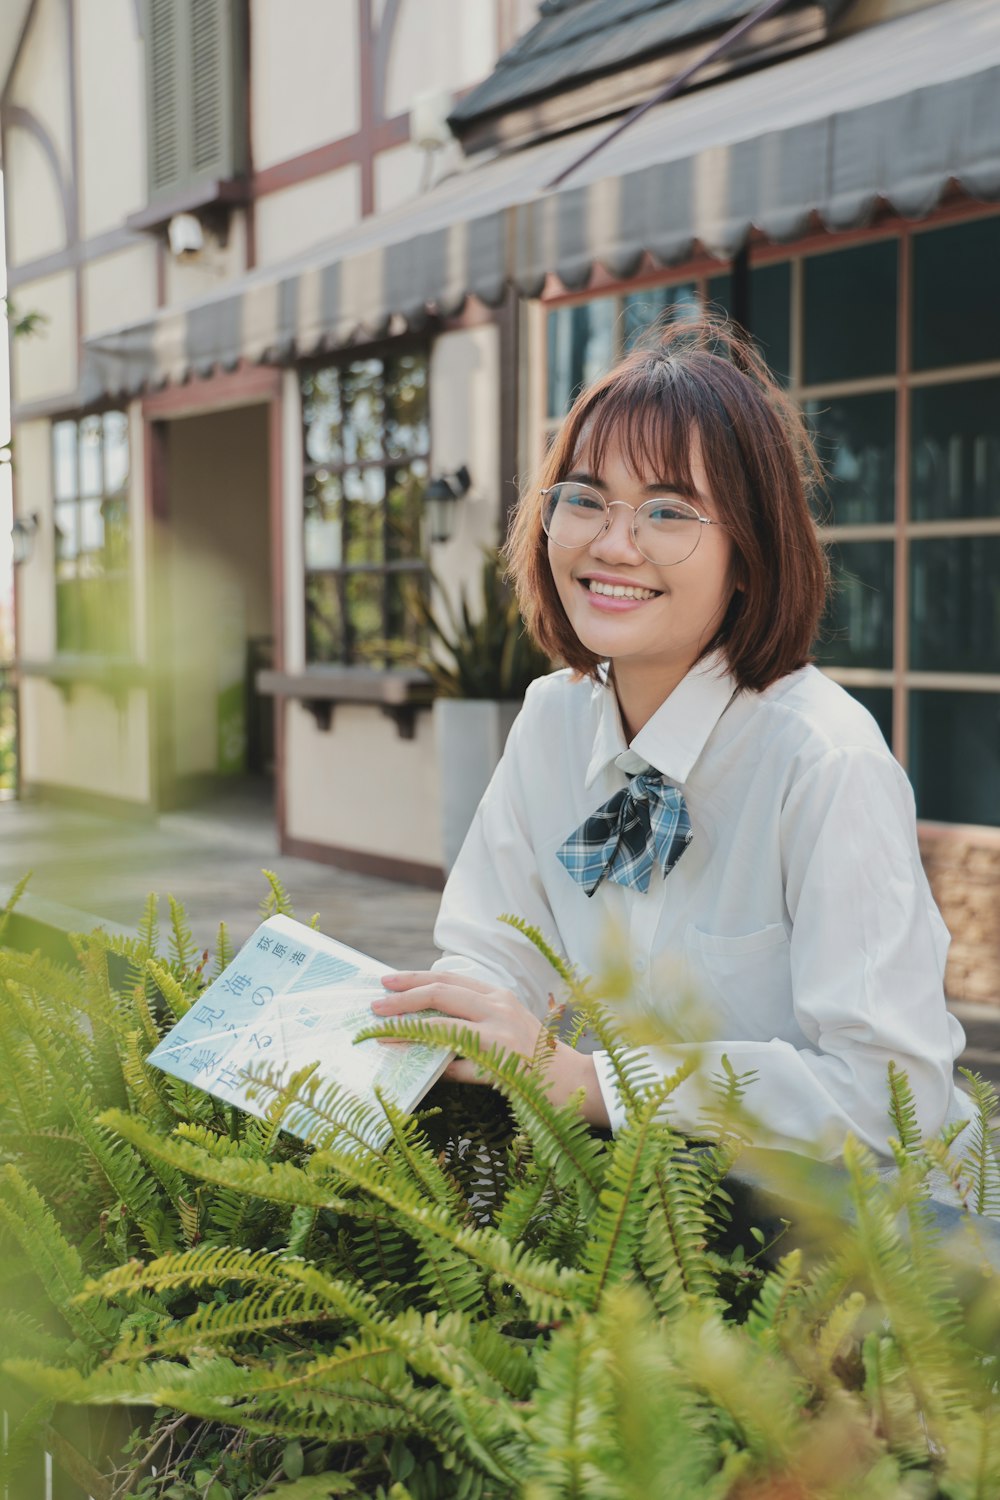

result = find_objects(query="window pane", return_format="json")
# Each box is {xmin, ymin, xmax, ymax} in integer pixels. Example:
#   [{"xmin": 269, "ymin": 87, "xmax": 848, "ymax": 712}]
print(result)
[
  {"xmin": 343, "ymin": 467, "xmax": 385, "ymax": 565},
  {"xmin": 302, "ymin": 367, "xmax": 344, "ymax": 465},
  {"xmin": 815, "ymin": 540, "xmax": 893, "ymax": 668},
  {"xmin": 344, "ymin": 571, "xmax": 385, "ymax": 662},
  {"xmin": 910, "ymin": 377, "xmax": 1000, "ymax": 521},
  {"xmin": 803, "ymin": 241, "xmax": 897, "ymax": 385},
  {"xmin": 806, "ymin": 392, "xmax": 895, "ymax": 524},
  {"xmin": 56, "ymin": 579, "xmax": 82, "ymax": 652},
  {"xmin": 79, "ymin": 415, "xmax": 103, "ymax": 496},
  {"xmin": 341, "ymin": 358, "xmax": 385, "ymax": 464},
  {"xmin": 103, "ymin": 411, "xmax": 129, "ymax": 493},
  {"xmin": 304, "ymin": 472, "xmax": 343, "ymax": 569},
  {"xmin": 909, "ymin": 691, "xmax": 1000, "ymax": 826},
  {"xmin": 386, "ymin": 568, "xmax": 425, "ymax": 647},
  {"xmin": 384, "ymin": 353, "xmax": 429, "ymax": 459},
  {"xmin": 910, "ymin": 536, "xmax": 1000, "ymax": 673},
  {"xmin": 102, "ymin": 496, "xmax": 129, "ymax": 571},
  {"xmin": 622, "ymin": 282, "xmax": 698, "ymax": 350},
  {"xmin": 79, "ymin": 497, "xmax": 104, "ymax": 555},
  {"xmin": 55, "ymin": 501, "xmax": 79, "ymax": 563},
  {"xmin": 386, "ymin": 464, "xmax": 426, "ymax": 562},
  {"xmin": 53, "ymin": 421, "xmax": 78, "ymax": 500},
  {"xmin": 546, "ymin": 297, "xmax": 617, "ymax": 417},
  {"xmin": 704, "ymin": 263, "xmax": 791, "ymax": 383},
  {"xmin": 305, "ymin": 574, "xmax": 345, "ymax": 663},
  {"xmin": 912, "ymin": 217, "xmax": 1000, "ymax": 372},
  {"xmin": 845, "ymin": 686, "xmax": 892, "ymax": 748}
]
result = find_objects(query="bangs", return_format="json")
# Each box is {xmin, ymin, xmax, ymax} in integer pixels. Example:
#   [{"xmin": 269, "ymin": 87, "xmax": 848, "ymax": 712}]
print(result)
[{"xmin": 564, "ymin": 358, "xmax": 717, "ymax": 500}]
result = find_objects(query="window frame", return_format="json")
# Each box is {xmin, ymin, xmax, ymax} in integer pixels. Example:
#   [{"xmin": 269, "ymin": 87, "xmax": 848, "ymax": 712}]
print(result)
[
  {"xmin": 50, "ymin": 406, "xmax": 134, "ymax": 661},
  {"xmin": 299, "ymin": 337, "xmax": 432, "ymax": 669},
  {"xmin": 533, "ymin": 201, "xmax": 1000, "ymax": 823}
]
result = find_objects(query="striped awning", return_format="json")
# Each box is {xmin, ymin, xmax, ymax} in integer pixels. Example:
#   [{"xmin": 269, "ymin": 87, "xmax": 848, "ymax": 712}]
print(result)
[{"xmin": 83, "ymin": 0, "xmax": 1000, "ymax": 398}]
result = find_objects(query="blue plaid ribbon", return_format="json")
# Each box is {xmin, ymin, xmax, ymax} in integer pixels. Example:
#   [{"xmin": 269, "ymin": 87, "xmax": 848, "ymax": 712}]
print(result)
[{"xmin": 557, "ymin": 771, "xmax": 692, "ymax": 897}]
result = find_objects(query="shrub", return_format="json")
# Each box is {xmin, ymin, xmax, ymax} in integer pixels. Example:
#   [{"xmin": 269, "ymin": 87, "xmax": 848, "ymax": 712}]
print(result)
[{"xmin": 1, "ymin": 880, "xmax": 999, "ymax": 1498}]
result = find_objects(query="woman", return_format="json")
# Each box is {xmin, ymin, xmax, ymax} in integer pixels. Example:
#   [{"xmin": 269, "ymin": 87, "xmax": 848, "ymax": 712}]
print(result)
[{"xmin": 372, "ymin": 317, "xmax": 972, "ymax": 1160}]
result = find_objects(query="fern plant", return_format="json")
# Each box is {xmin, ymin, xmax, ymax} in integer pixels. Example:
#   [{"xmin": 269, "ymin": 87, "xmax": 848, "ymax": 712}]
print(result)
[{"xmin": 2, "ymin": 878, "xmax": 1000, "ymax": 1499}]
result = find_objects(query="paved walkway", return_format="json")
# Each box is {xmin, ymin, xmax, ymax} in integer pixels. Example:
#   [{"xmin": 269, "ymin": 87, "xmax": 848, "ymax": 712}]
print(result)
[
  {"xmin": 0, "ymin": 783, "xmax": 442, "ymax": 969},
  {"xmin": 2, "ymin": 787, "xmax": 999, "ymax": 1089}
]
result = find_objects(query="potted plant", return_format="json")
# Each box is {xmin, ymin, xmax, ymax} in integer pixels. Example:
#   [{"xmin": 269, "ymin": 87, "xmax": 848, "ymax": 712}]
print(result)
[{"xmin": 413, "ymin": 549, "xmax": 551, "ymax": 871}]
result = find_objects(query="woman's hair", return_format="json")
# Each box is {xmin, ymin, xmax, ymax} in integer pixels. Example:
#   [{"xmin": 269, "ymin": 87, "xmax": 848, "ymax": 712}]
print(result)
[{"xmin": 505, "ymin": 313, "xmax": 829, "ymax": 693}]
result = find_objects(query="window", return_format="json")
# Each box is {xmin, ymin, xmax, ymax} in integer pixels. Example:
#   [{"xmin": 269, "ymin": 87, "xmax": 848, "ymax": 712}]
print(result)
[
  {"xmin": 539, "ymin": 210, "xmax": 1000, "ymax": 826},
  {"xmin": 52, "ymin": 413, "xmax": 131, "ymax": 656},
  {"xmin": 144, "ymin": 0, "xmax": 246, "ymax": 203},
  {"xmin": 301, "ymin": 351, "xmax": 430, "ymax": 665}
]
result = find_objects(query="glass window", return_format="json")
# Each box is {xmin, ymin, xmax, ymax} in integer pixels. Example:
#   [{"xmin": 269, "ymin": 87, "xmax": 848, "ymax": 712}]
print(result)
[
  {"xmin": 803, "ymin": 241, "xmax": 898, "ymax": 385},
  {"xmin": 622, "ymin": 282, "xmax": 699, "ymax": 350},
  {"xmin": 301, "ymin": 351, "xmax": 429, "ymax": 666},
  {"xmin": 912, "ymin": 218, "xmax": 1000, "ymax": 372},
  {"xmin": 51, "ymin": 412, "xmax": 131, "ymax": 657},
  {"xmin": 806, "ymin": 393, "xmax": 895, "ymax": 525},
  {"xmin": 909, "ymin": 536, "xmax": 1000, "ymax": 674},
  {"xmin": 910, "ymin": 377, "xmax": 1000, "ymax": 522},
  {"xmin": 704, "ymin": 263, "xmax": 791, "ymax": 383},
  {"xmin": 908, "ymin": 691, "xmax": 1000, "ymax": 827},
  {"xmin": 815, "ymin": 540, "xmax": 894, "ymax": 669},
  {"xmin": 546, "ymin": 297, "xmax": 617, "ymax": 417}
]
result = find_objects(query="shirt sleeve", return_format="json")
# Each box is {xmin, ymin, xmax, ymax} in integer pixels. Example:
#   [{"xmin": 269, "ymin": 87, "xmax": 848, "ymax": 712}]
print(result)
[
  {"xmin": 593, "ymin": 746, "xmax": 966, "ymax": 1159},
  {"xmin": 431, "ymin": 692, "xmax": 572, "ymax": 1019}
]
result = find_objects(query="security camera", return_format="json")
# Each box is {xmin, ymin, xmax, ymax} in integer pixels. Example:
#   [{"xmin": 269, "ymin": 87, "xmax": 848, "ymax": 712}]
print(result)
[{"xmin": 167, "ymin": 212, "xmax": 205, "ymax": 260}]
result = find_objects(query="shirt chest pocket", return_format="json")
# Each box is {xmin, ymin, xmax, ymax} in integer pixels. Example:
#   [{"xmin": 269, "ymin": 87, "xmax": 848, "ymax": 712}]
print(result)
[{"xmin": 683, "ymin": 922, "xmax": 793, "ymax": 1043}]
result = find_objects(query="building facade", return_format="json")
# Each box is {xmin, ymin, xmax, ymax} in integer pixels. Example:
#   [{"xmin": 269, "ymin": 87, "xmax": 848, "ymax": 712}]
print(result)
[{"xmin": 3, "ymin": 0, "xmax": 999, "ymax": 998}]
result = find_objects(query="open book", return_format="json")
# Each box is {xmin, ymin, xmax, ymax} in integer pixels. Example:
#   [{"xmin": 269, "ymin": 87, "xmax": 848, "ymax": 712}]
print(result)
[{"xmin": 147, "ymin": 914, "xmax": 452, "ymax": 1146}]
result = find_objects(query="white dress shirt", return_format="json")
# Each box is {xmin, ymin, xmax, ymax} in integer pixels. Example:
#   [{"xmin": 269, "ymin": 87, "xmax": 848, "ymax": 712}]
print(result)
[{"xmin": 433, "ymin": 651, "xmax": 973, "ymax": 1159}]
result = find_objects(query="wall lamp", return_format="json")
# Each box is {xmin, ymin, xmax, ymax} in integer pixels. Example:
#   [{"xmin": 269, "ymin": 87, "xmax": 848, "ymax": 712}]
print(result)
[
  {"xmin": 424, "ymin": 465, "xmax": 471, "ymax": 545},
  {"xmin": 11, "ymin": 512, "xmax": 39, "ymax": 566}
]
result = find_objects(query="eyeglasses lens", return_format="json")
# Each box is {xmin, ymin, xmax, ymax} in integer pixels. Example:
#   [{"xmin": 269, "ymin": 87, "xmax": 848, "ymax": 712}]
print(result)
[{"xmin": 542, "ymin": 482, "xmax": 702, "ymax": 565}]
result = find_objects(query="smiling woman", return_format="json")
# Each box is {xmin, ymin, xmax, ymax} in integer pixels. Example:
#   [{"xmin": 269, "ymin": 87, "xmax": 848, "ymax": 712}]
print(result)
[{"xmin": 373, "ymin": 315, "xmax": 979, "ymax": 1182}]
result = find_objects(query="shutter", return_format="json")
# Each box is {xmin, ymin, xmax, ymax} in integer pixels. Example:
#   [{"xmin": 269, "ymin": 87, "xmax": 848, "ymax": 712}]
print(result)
[
  {"xmin": 190, "ymin": 0, "xmax": 228, "ymax": 177},
  {"xmin": 148, "ymin": 0, "xmax": 183, "ymax": 196}
]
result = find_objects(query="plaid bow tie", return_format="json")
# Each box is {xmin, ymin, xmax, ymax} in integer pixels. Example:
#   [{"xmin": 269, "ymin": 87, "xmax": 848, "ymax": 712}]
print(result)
[{"xmin": 557, "ymin": 771, "xmax": 693, "ymax": 897}]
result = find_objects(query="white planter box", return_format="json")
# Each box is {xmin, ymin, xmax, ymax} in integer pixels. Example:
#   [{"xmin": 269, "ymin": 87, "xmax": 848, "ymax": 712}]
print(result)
[{"xmin": 435, "ymin": 698, "xmax": 521, "ymax": 872}]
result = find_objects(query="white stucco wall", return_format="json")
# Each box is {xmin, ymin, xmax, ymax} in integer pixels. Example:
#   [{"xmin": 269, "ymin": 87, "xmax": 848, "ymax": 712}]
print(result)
[
  {"xmin": 4, "ymin": 125, "xmax": 66, "ymax": 265},
  {"xmin": 385, "ymin": 0, "xmax": 498, "ymax": 116},
  {"xmin": 20, "ymin": 678, "xmax": 151, "ymax": 801},
  {"xmin": 8, "ymin": 0, "xmax": 72, "ymax": 181},
  {"xmin": 82, "ymin": 242, "xmax": 158, "ymax": 338},
  {"xmin": 254, "ymin": 167, "xmax": 361, "ymax": 267},
  {"xmin": 250, "ymin": 0, "xmax": 359, "ymax": 169},
  {"xmin": 75, "ymin": 0, "xmax": 145, "ymax": 238},
  {"xmin": 427, "ymin": 321, "xmax": 503, "ymax": 610},
  {"xmin": 11, "ymin": 270, "xmax": 77, "ymax": 405},
  {"xmin": 284, "ymin": 701, "xmax": 442, "ymax": 867}
]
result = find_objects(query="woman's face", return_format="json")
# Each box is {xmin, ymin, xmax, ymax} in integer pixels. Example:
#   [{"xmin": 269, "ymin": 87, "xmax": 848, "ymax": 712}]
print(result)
[{"xmin": 546, "ymin": 428, "xmax": 738, "ymax": 688}]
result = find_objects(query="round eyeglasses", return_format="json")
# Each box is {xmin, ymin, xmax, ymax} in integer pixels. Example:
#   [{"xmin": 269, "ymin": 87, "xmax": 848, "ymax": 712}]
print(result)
[{"xmin": 540, "ymin": 481, "xmax": 723, "ymax": 566}]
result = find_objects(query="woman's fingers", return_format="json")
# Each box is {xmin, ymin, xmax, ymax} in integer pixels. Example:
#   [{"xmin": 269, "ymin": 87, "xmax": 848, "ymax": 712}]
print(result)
[
  {"xmin": 381, "ymin": 969, "xmax": 496, "ymax": 996},
  {"xmin": 371, "ymin": 981, "xmax": 485, "ymax": 1024}
]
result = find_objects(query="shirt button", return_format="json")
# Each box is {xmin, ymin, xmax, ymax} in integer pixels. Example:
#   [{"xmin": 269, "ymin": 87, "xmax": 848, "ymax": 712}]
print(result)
[{"xmin": 633, "ymin": 958, "xmax": 646, "ymax": 974}]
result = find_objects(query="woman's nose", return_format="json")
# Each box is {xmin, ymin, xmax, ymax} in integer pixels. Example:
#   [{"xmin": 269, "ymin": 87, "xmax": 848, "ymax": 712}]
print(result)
[{"xmin": 590, "ymin": 501, "xmax": 642, "ymax": 560}]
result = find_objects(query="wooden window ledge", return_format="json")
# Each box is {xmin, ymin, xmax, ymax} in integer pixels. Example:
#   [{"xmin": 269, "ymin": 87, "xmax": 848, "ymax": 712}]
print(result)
[
  {"xmin": 256, "ymin": 666, "xmax": 434, "ymax": 739},
  {"xmin": 18, "ymin": 657, "xmax": 147, "ymax": 707}
]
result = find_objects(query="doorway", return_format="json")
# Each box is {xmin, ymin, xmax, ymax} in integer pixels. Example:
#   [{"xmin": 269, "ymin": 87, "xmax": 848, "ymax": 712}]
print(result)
[{"xmin": 147, "ymin": 395, "xmax": 278, "ymax": 812}]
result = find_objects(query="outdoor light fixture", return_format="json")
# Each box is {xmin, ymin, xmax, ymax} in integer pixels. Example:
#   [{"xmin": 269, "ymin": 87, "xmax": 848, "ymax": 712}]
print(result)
[
  {"xmin": 10, "ymin": 512, "xmax": 39, "ymax": 566},
  {"xmin": 424, "ymin": 465, "xmax": 471, "ymax": 545}
]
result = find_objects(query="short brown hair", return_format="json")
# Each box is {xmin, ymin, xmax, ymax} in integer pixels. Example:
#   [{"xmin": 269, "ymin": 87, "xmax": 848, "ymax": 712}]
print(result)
[{"xmin": 505, "ymin": 315, "xmax": 829, "ymax": 693}]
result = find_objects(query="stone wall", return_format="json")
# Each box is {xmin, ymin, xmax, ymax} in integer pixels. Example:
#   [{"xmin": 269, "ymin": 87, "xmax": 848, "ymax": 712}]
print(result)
[{"xmin": 920, "ymin": 829, "xmax": 1000, "ymax": 1007}]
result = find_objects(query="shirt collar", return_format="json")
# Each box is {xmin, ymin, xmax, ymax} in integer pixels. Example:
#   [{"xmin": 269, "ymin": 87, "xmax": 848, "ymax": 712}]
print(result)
[{"xmin": 584, "ymin": 649, "xmax": 739, "ymax": 790}]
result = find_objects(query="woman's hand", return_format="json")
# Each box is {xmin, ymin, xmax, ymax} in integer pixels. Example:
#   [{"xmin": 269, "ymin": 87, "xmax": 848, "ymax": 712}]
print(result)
[{"xmin": 372, "ymin": 970, "xmax": 610, "ymax": 1126}]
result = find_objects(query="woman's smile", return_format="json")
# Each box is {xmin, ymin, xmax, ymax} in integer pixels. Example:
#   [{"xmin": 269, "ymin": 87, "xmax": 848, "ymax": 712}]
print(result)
[{"xmin": 578, "ymin": 571, "xmax": 665, "ymax": 609}]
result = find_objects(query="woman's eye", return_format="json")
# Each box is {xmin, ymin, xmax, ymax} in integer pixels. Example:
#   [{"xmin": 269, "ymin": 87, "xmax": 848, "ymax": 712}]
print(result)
[
  {"xmin": 647, "ymin": 499, "xmax": 692, "ymax": 523},
  {"xmin": 566, "ymin": 490, "xmax": 603, "ymax": 512}
]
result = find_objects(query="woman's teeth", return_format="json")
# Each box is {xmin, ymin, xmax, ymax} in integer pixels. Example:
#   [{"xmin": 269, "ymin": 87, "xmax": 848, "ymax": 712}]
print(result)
[{"xmin": 586, "ymin": 580, "xmax": 660, "ymax": 600}]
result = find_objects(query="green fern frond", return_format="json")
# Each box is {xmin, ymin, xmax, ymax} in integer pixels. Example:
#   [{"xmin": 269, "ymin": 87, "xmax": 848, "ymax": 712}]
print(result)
[
  {"xmin": 260, "ymin": 870, "xmax": 295, "ymax": 918},
  {"xmin": 497, "ymin": 913, "xmax": 581, "ymax": 990},
  {"xmin": 957, "ymin": 1068, "xmax": 1000, "ymax": 1219},
  {"xmin": 147, "ymin": 959, "xmax": 194, "ymax": 1022},
  {"xmin": 0, "ymin": 871, "xmax": 31, "ymax": 944},
  {"xmin": 887, "ymin": 1061, "xmax": 924, "ymax": 1159},
  {"xmin": 214, "ymin": 920, "xmax": 235, "ymax": 975},
  {"xmin": 167, "ymin": 895, "xmax": 199, "ymax": 970},
  {"xmin": 744, "ymin": 1250, "xmax": 804, "ymax": 1351}
]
